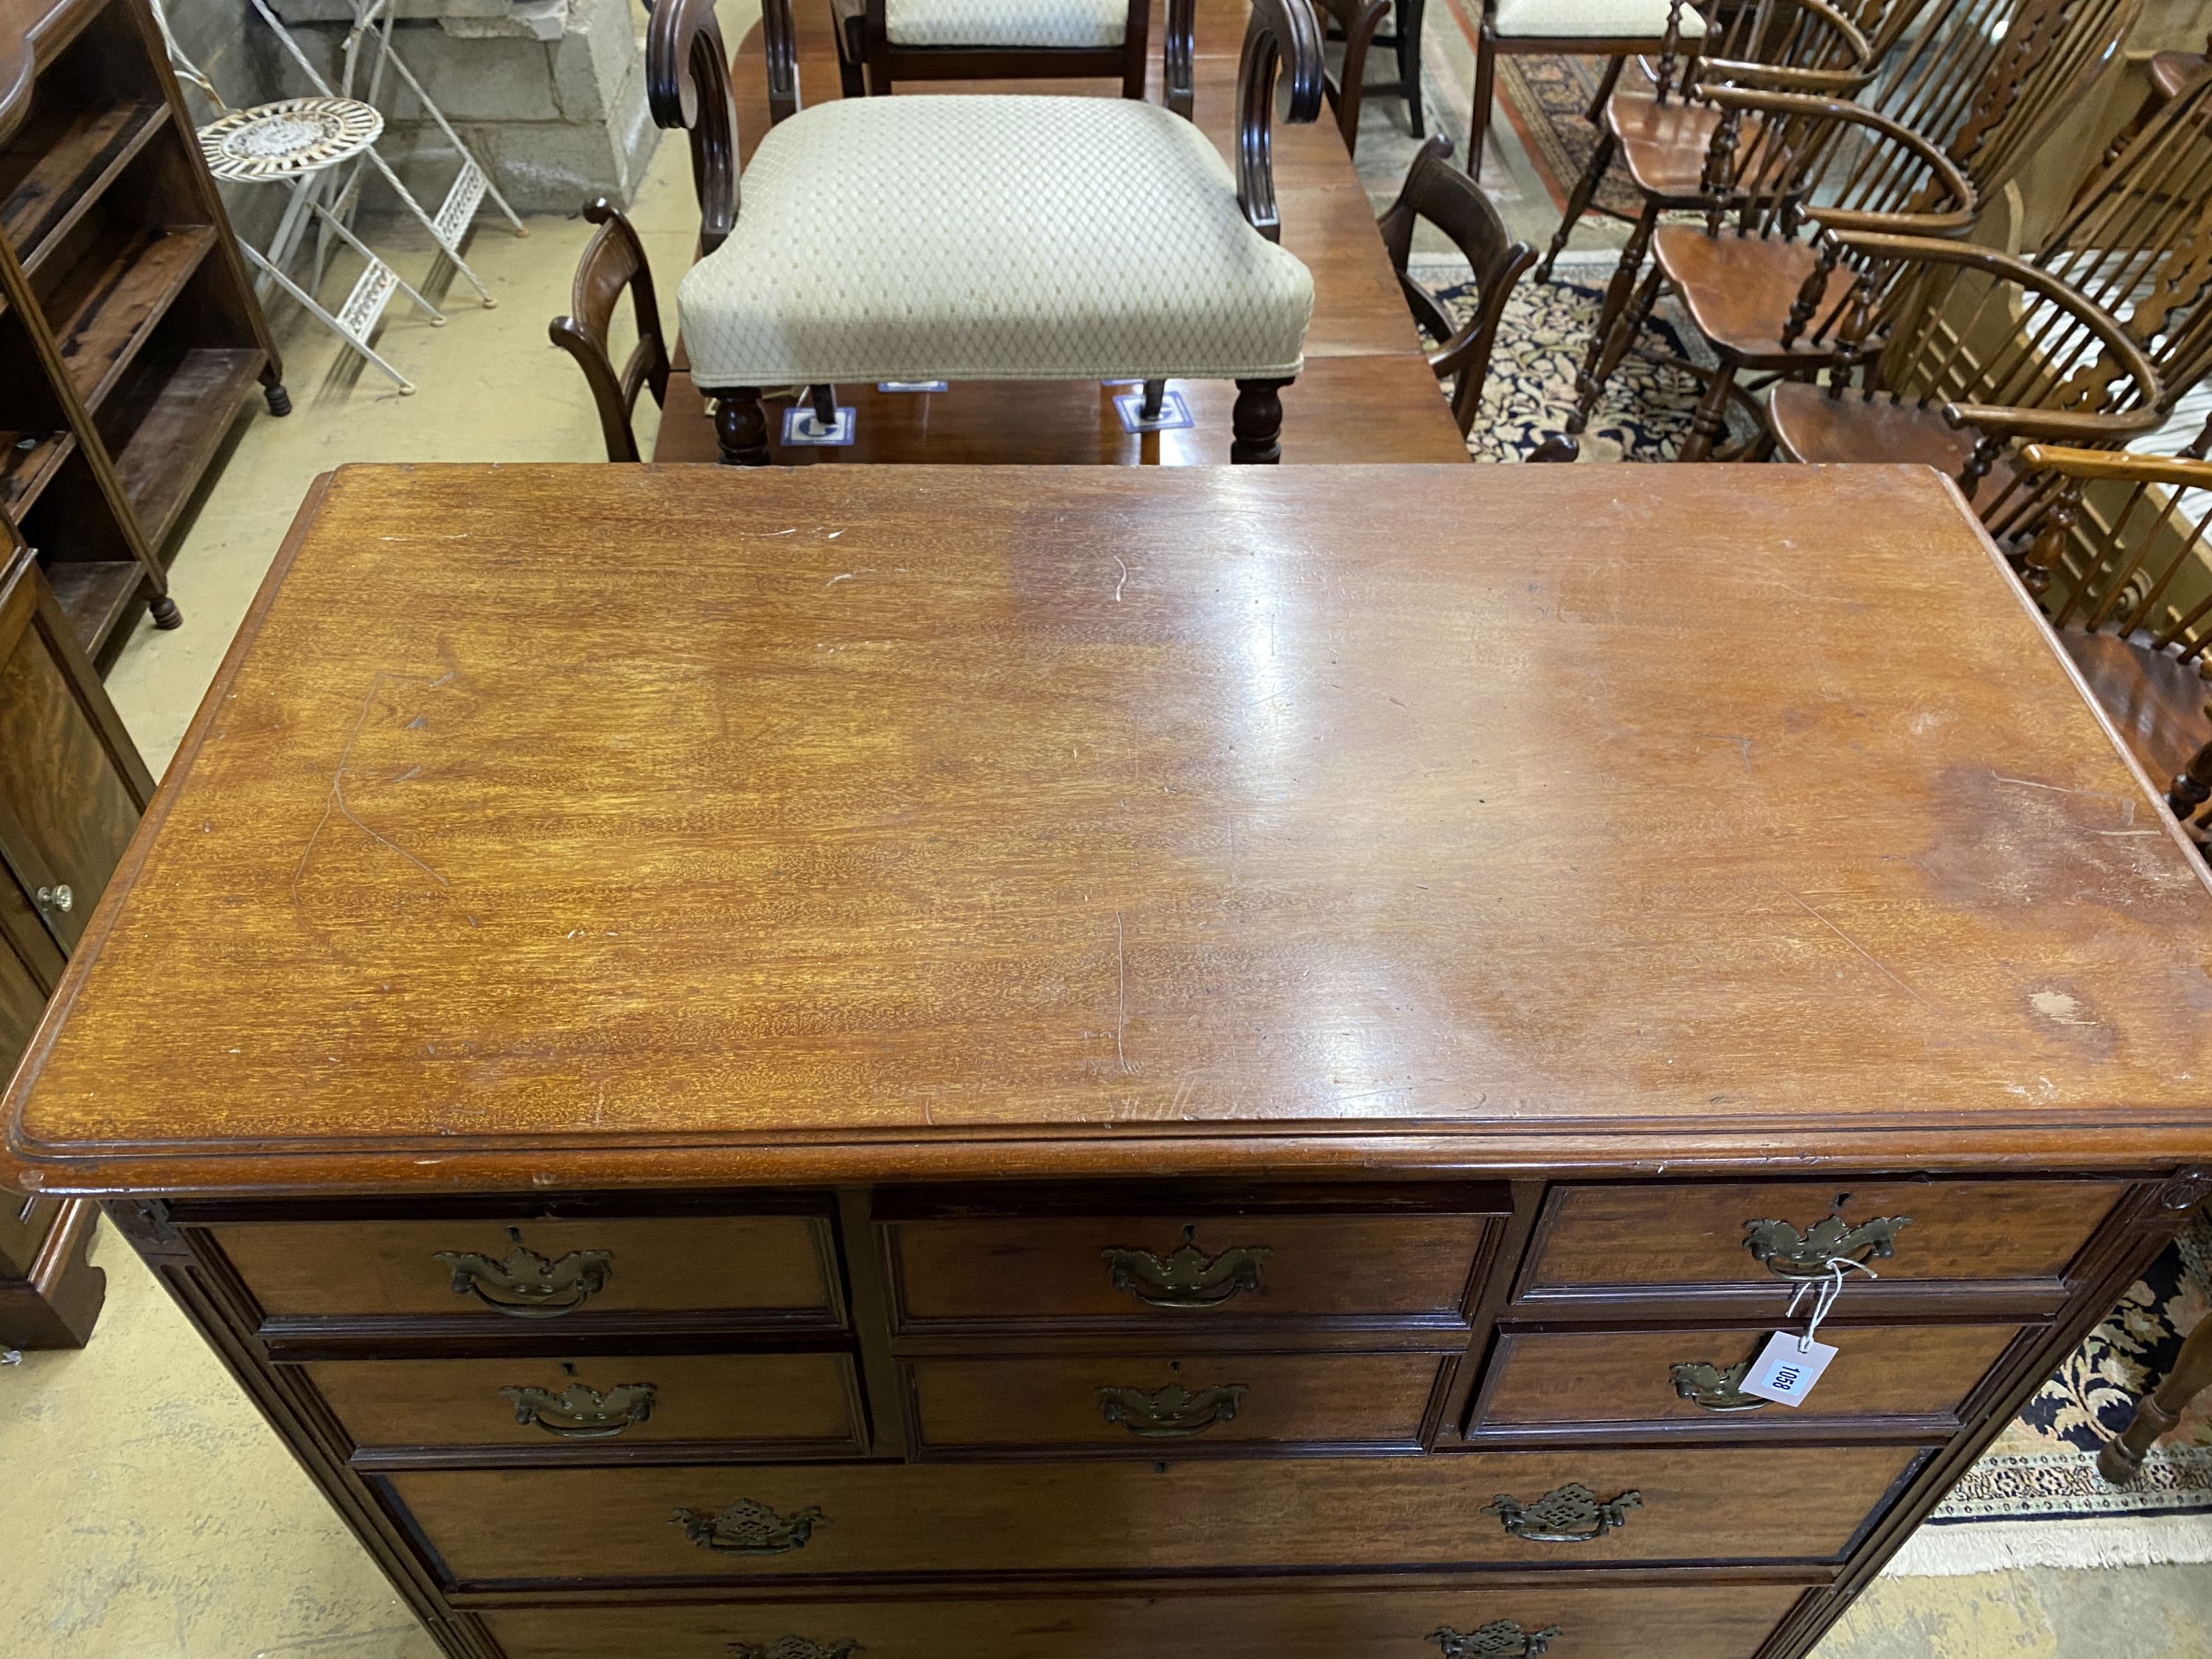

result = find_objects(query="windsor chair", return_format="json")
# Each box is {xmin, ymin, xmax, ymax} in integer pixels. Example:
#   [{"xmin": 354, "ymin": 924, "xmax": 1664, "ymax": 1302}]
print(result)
[
  {"xmin": 1766, "ymin": 236, "xmax": 2162, "ymax": 504},
  {"xmin": 1555, "ymin": 0, "xmax": 2142, "ymax": 461},
  {"xmin": 1535, "ymin": 0, "xmax": 1896, "ymax": 282},
  {"xmin": 650, "ymin": 0, "xmax": 1324, "ymax": 465},
  {"xmin": 2009, "ymin": 443, "xmax": 2212, "ymax": 865},
  {"xmin": 1377, "ymin": 137, "xmax": 1538, "ymax": 434}
]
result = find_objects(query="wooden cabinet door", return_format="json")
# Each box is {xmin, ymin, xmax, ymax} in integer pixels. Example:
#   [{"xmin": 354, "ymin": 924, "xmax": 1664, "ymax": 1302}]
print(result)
[{"xmin": 0, "ymin": 547, "xmax": 152, "ymax": 953}]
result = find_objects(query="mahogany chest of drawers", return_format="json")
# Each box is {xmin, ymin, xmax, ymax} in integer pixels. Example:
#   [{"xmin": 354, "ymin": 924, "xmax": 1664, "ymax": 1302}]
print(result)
[{"xmin": 8, "ymin": 464, "xmax": 2212, "ymax": 1659}]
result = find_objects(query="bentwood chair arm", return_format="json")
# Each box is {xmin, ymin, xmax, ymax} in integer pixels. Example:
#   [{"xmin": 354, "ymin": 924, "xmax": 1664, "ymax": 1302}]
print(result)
[
  {"xmin": 1698, "ymin": 88, "xmax": 1978, "ymax": 237},
  {"xmin": 647, "ymin": 0, "xmax": 740, "ymax": 252},
  {"xmin": 1681, "ymin": 0, "xmax": 1874, "ymax": 97},
  {"xmin": 2018, "ymin": 445, "xmax": 2212, "ymax": 491},
  {"xmin": 1825, "ymin": 232, "xmax": 2167, "ymax": 438},
  {"xmin": 1237, "ymin": 0, "xmax": 1325, "ymax": 240},
  {"xmin": 1166, "ymin": 0, "xmax": 1197, "ymax": 116},
  {"xmin": 1944, "ymin": 403, "xmax": 2166, "ymax": 442},
  {"xmin": 1307, "ymin": 0, "xmax": 1392, "ymax": 149}
]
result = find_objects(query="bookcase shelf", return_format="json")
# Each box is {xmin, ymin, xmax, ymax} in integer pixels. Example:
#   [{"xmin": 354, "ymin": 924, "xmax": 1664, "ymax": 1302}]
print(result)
[{"xmin": 0, "ymin": 0, "xmax": 282, "ymax": 663}]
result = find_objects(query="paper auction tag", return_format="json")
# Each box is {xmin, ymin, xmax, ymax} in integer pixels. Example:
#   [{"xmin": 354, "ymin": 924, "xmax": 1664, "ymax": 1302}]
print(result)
[{"xmin": 1739, "ymin": 1332, "xmax": 1837, "ymax": 1405}]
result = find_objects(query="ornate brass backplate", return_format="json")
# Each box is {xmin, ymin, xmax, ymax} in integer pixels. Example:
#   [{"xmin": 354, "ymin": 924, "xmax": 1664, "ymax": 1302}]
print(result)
[
  {"xmin": 1486, "ymin": 1482, "xmax": 1642, "ymax": 1543},
  {"xmin": 1669, "ymin": 1358, "xmax": 1767, "ymax": 1413},
  {"xmin": 728, "ymin": 1640, "xmax": 861, "ymax": 1659},
  {"xmin": 1742, "ymin": 1206, "xmax": 1910, "ymax": 1279},
  {"xmin": 500, "ymin": 1380, "xmax": 658, "ymax": 1439},
  {"xmin": 1429, "ymin": 1621, "xmax": 1564, "ymax": 1658},
  {"xmin": 672, "ymin": 1498, "xmax": 827, "ymax": 1554},
  {"xmin": 1100, "ymin": 1242, "xmax": 1269, "ymax": 1308},
  {"xmin": 433, "ymin": 1227, "xmax": 612, "ymax": 1318},
  {"xmin": 1097, "ymin": 1382, "xmax": 1248, "ymax": 1437}
]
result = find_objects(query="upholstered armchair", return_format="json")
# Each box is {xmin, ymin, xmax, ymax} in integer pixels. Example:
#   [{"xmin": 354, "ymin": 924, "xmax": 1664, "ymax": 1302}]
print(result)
[{"xmin": 646, "ymin": 0, "xmax": 1324, "ymax": 465}]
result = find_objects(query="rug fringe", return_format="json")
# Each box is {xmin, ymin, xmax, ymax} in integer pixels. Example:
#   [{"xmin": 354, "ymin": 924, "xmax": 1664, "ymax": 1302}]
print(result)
[{"xmin": 1885, "ymin": 1514, "xmax": 2212, "ymax": 1576}]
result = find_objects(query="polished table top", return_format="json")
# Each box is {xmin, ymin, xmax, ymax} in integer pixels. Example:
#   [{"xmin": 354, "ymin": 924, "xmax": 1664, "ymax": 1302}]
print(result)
[{"xmin": 7, "ymin": 462, "xmax": 2211, "ymax": 1197}]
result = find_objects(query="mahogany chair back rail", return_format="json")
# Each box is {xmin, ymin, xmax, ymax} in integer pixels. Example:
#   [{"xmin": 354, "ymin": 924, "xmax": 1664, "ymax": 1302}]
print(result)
[
  {"xmin": 546, "ymin": 200, "xmax": 671, "ymax": 465},
  {"xmin": 1306, "ymin": 0, "xmax": 1392, "ymax": 152},
  {"xmin": 1377, "ymin": 136, "xmax": 1537, "ymax": 434},
  {"xmin": 2014, "ymin": 443, "xmax": 2212, "ymax": 843},
  {"xmin": 833, "ymin": 0, "xmax": 1154, "ymax": 100}
]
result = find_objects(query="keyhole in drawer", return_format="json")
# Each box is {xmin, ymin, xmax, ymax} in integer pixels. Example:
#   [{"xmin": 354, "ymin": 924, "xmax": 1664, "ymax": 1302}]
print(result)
[{"xmin": 1169, "ymin": 1360, "xmax": 1180, "ymax": 1372}]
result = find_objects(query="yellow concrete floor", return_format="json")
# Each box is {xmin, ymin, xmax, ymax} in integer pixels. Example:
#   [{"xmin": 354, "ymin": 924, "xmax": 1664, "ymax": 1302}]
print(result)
[{"xmin": 5, "ymin": 21, "xmax": 2212, "ymax": 1658}]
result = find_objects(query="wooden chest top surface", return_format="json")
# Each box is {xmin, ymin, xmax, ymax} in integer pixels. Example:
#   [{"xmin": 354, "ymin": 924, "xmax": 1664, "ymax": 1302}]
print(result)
[{"xmin": 7, "ymin": 462, "xmax": 2211, "ymax": 1194}]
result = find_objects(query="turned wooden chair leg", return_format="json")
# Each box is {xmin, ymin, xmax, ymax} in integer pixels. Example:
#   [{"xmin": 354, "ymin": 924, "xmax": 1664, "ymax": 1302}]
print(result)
[
  {"xmin": 2168, "ymin": 728, "xmax": 2212, "ymax": 829},
  {"xmin": 808, "ymin": 384, "xmax": 838, "ymax": 426},
  {"xmin": 1565, "ymin": 202, "xmax": 1657, "ymax": 437},
  {"xmin": 713, "ymin": 389, "xmax": 772, "ymax": 466},
  {"xmin": 2103, "ymin": 1302, "xmax": 2212, "ymax": 1484},
  {"xmin": 147, "ymin": 587, "xmax": 183, "ymax": 629},
  {"xmin": 1675, "ymin": 361, "xmax": 1737, "ymax": 462},
  {"xmin": 1231, "ymin": 378, "xmax": 1291, "ymax": 463},
  {"xmin": 1539, "ymin": 130, "xmax": 1613, "ymax": 282},
  {"xmin": 1141, "ymin": 378, "xmax": 1168, "ymax": 421}
]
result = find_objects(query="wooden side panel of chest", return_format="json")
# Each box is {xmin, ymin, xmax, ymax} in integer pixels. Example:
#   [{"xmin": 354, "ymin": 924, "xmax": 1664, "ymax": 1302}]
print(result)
[{"xmin": 101, "ymin": 1168, "xmax": 2208, "ymax": 1659}]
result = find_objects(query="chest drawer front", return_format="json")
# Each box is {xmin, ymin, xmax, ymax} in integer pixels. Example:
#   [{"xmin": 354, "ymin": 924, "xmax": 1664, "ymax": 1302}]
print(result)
[
  {"xmin": 887, "ymin": 1214, "xmax": 1495, "ymax": 1329},
  {"xmin": 905, "ymin": 1350, "xmax": 1451, "ymax": 1453},
  {"xmin": 1470, "ymin": 1323, "xmax": 2021, "ymax": 1437},
  {"xmin": 210, "ymin": 1216, "xmax": 841, "ymax": 1325},
  {"xmin": 1521, "ymin": 1180, "xmax": 2124, "ymax": 1300},
  {"xmin": 385, "ymin": 1444, "xmax": 1919, "ymax": 1586},
  {"xmin": 483, "ymin": 1580, "xmax": 1812, "ymax": 1659},
  {"xmin": 303, "ymin": 1352, "xmax": 864, "ymax": 1455}
]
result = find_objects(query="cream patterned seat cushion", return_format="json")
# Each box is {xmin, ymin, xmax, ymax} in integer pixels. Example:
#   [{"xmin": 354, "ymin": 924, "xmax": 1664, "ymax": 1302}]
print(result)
[
  {"xmin": 885, "ymin": 0, "xmax": 1127, "ymax": 48},
  {"xmin": 1492, "ymin": 0, "xmax": 1703, "ymax": 38},
  {"xmin": 676, "ymin": 96, "xmax": 1313, "ymax": 387}
]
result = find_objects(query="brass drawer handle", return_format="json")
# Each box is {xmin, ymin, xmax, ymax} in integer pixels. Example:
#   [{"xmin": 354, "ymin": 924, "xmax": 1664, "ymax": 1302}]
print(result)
[
  {"xmin": 1670, "ymin": 1358, "xmax": 1767, "ymax": 1413},
  {"xmin": 1486, "ymin": 1482, "xmax": 1641, "ymax": 1543},
  {"xmin": 433, "ymin": 1227, "xmax": 612, "ymax": 1318},
  {"xmin": 1430, "ymin": 1622, "xmax": 1562, "ymax": 1658},
  {"xmin": 674, "ymin": 1498, "xmax": 827, "ymax": 1555},
  {"xmin": 1098, "ymin": 1381, "xmax": 1248, "ymax": 1437},
  {"xmin": 1102, "ymin": 1240, "xmax": 1269, "ymax": 1308},
  {"xmin": 501, "ymin": 1380, "xmax": 657, "ymax": 1439},
  {"xmin": 728, "ymin": 1641, "xmax": 860, "ymax": 1659},
  {"xmin": 1742, "ymin": 1202, "xmax": 1910, "ymax": 1280}
]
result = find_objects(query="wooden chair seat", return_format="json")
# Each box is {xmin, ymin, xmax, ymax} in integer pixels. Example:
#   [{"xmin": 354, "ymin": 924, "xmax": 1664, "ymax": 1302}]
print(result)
[
  {"xmin": 1767, "ymin": 380, "xmax": 2021, "ymax": 507},
  {"xmin": 2056, "ymin": 628, "xmax": 2212, "ymax": 793},
  {"xmin": 1649, "ymin": 226, "xmax": 1831, "ymax": 366},
  {"xmin": 1604, "ymin": 63, "xmax": 1722, "ymax": 198},
  {"xmin": 2150, "ymin": 49, "xmax": 2209, "ymax": 102}
]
